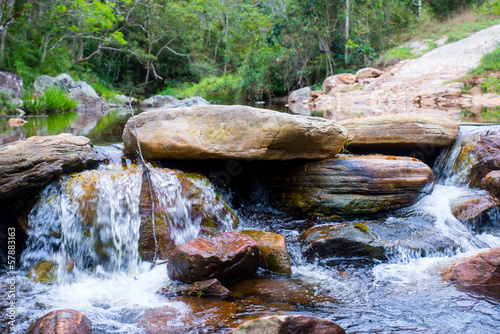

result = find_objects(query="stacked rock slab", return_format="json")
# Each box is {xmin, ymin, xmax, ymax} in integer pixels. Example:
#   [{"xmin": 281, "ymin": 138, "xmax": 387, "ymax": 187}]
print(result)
[
  {"xmin": 273, "ymin": 155, "xmax": 434, "ymax": 216},
  {"xmin": 0, "ymin": 134, "xmax": 105, "ymax": 200},
  {"xmin": 122, "ymin": 105, "xmax": 347, "ymax": 160}
]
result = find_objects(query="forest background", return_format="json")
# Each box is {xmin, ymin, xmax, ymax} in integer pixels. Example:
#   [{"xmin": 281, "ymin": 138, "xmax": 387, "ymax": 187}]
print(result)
[{"xmin": 1, "ymin": 0, "xmax": 500, "ymax": 102}]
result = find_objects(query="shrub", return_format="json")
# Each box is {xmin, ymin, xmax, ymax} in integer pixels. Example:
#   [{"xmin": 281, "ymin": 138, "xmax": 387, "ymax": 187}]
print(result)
[{"xmin": 22, "ymin": 86, "xmax": 77, "ymax": 114}]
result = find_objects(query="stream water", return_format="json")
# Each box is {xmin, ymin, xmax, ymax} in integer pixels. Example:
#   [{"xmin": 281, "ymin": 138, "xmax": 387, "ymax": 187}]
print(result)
[{"xmin": 1, "ymin": 106, "xmax": 499, "ymax": 333}]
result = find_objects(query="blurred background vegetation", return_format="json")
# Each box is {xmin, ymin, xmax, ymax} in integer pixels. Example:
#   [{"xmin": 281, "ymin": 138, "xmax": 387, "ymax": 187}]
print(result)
[{"xmin": 1, "ymin": 0, "xmax": 499, "ymax": 101}]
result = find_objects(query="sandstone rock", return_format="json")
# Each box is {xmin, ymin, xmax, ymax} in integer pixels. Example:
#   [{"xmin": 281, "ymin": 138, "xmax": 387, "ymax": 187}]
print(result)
[
  {"xmin": 75, "ymin": 81, "xmax": 99, "ymax": 99},
  {"xmin": 167, "ymin": 232, "xmax": 260, "ymax": 283},
  {"xmin": 452, "ymin": 196, "xmax": 500, "ymax": 224},
  {"xmin": 68, "ymin": 90, "xmax": 106, "ymax": 113},
  {"xmin": 34, "ymin": 73, "xmax": 80, "ymax": 94},
  {"xmin": 158, "ymin": 278, "xmax": 230, "ymax": 298},
  {"xmin": 481, "ymin": 171, "xmax": 500, "ymax": 198},
  {"xmin": 140, "ymin": 95, "xmax": 179, "ymax": 109},
  {"xmin": 27, "ymin": 309, "xmax": 92, "ymax": 334},
  {"xmin": 0, "ymin": 71, "xmax": 23, "ymax": 98},
  {"xmin": 323, "ymin": 73, "xmax": 356, "ymax": 94},
  {"xmin": 339, "ymin": 113, "xmax": 460, "ymax": 150},
  {"xmin": 228, "ymin": 315, "xmax": 345, "ymax": 334},
  {"xmin": 122, "ymin": 105, "xmax": 347, "ymax": 160},
  {"xmin": 162, "ymin": 96, "xmax": 210, "ymax": 109},
  {"xmin": 299, "ymin": 220, "xmax": 459, "ymax": 261},
  {"xmin": 442, "ymin": 247, "xmax": 500, "ymax": 287},
  {"xmin": 273, "ymin": 155, "xmax": 434, "ymax": 216},
  {"xmin": 355, "ymin": 67, "xmax": 382, "ymax": 81},
  {"xmin": 0, "ymin": 134, "xmax": 105, "ymax": 200},
  {"xmin": 139, "ymin": 169, "xmax": 239, "ymax": 261},
  {"xmin": 288, "ymin": 87, "xmax": 311, "ymax": 104},
  {"xmin": 242, "ymin": 230, "xmax": 292, "ymax": 275},
  {"xmin": 7, "ymin": 117, "xmax": 27, "ymax": 127}
]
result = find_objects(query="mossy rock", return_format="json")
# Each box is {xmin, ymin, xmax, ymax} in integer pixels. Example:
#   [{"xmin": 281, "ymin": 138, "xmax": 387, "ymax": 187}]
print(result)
[
  {"xmin": 27, "ymin": 260, "xmax": 74, "ymax": 284},
  {"xmin": 242, "ymin": 230, "xmax": 292, "ymax": 275}
]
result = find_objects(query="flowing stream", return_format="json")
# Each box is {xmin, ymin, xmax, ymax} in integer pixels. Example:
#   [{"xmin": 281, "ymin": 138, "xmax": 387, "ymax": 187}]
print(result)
[{"xmin": 3, "ymin": 125, "xmax": 500, "ymax": 333}]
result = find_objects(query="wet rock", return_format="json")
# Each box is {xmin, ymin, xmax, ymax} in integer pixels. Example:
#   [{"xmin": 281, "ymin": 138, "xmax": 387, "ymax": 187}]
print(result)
[
  {"xmin": 27, "ymin": 309, "xmax": 92, "ymax": 334},
  {"xmin": 481, "ymin": 171, "xmax": 500, "ymax": 198},
  {"xmin": 0, "ymin": 71, "xmax": 23, "ymax": 98},
  {"xmin": 123, "ymin": 105, "xmax": 347, "ymax": 160},
  {"xmin": 339, "ymin": 113, "xmax": 459, "ymax": 150},
  {"xmin": 228, "ymin": 315, "xmax": 345, "ymax": 334},
  {"xmin": 141, "ymin": 95, "xmax": 179, "ymax": 109},
  {"xmin": 452, "ymin": 196, "xmax": 500, "ymax": 226},
  {"xmin": 158, "ymin": 278, "xmax": 230, "ymax": 298},
  {"xmin": 355, "ymin": 67, "xmax": 382, "ymax": 81},
  {"xmin": 167, "ymin": 232, "xmax": 260, "ymax": 283},
  {"xmin": 288, "ymin": 87, "xmax": 311, "ymax": 104},
  {"xmin": 139, "ymin": 169, "xmax": 239, "ymax": 261},
  {"xmin": 299, "ymin": 220, "xmax": 459, "ymax": 261},
  {"xmin": 242, "ymin": 230, "xmax": 292, "ymax": 275},
  {"xmin": 442, "ymin": 247, "xmax": 500, "ymax": 287},
  {"xmin": 27, "ymin": 259, "xmax": 74, "ymax": 285},
  {"xmin": 140, "ymin": 297, "xmax": 241, "ymax": 333},
  {"xmin": 273, "ymin": 155, "xmax": 434, "ymax": 216},
  {"xmin": 323, "ymin": 73, "xmax": 356, "ymax": 94},
  {"xmin": 0, "ymin": 134, "xmax": 105, "ymax": 200},
  {"xmin": 7, "ymin": 117, "xmax": 27, "ymax": 127}
]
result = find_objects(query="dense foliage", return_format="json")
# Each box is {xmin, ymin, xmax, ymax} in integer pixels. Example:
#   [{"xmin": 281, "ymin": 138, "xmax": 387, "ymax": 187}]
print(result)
[{"xmin": 0, "ymin": 0, "xmax": 497, "ymax": 100}]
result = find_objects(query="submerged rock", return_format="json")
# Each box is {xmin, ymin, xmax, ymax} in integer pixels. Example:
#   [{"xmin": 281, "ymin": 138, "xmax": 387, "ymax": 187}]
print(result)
[
  {"xmin": 123, "ymin": 105, "xmax": 347, "ymax": 160},
  {"xmin": 299, "ymin": 220, "xmax": 458, "ymax": 261},
  {"xmin": 158, "ymin": 278, "xmax": 230, "ymax": 298},
  {"xmin": 228, "ymin": 315, "xmax": 345, "ymax": 334},
  {"xmin": 167, "ymin": 232, "xmax": 260, "ymax": 283},
  {"xmin": 7, "ymin": 117, "xmax": 27, "ymax": 127},
  {"xmin": 273, "ymin": 155, "xmax": 434, "ymax": 216},
  {"xmin": 442, "ymin": 247, "xmax": 500, "ymax": 287},
  {"xmin": 0, "ymin": 134, "xmax": 105, "ymax": 200},
  {"xmin": 139, "ymin": 169, "xmax": 239, "ymax": 261},
  {"xmin": 27, "ymin": 309, "xmax": 92, "ymax": 334},
  {"xmin": 242, "ymin": 230, "xmax": 292, "ymax": 275},
  {"xmin": 339, "ymin": 113, "xmax": 459, "ymax": 151}
]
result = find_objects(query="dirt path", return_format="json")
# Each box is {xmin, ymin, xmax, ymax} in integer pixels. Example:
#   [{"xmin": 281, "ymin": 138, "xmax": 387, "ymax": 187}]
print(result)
[{"xmin": 309, "ymin": 24, "xmax": 500, "ymax": 122}]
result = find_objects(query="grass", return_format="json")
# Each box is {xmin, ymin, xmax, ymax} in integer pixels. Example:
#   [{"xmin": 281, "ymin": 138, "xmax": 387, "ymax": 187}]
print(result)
[
  {"xmin": 22, "ymin": 86, "xmax": 78, "ymax": 114},
  {"xmin": 460, "ymin": 47, "xmax": 500, "ymax": 94},
  {"xmin": 0, "ymin": 91, "xmax": 21, "ymax": 115},
  {"xmin": 159, "ymin": 74, "xmax": 242, "ymax": 101},
  {"xmin": 375, "ymin": 46, "xmax": 415, "ymax": 68}
]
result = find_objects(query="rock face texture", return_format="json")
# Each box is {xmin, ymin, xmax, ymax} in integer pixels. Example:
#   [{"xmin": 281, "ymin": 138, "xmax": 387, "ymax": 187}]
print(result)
[
  {"xmin": 167, "ymin": 232, "xmax": 260, "ymax": 283},
  {"xmin": 0, "ymin": 134, "xmax": 105, "ymax": 200},
  {"xmin": 452, "ymin": 196, "xmax": 500, "ymax": 224},
  {"xmin": 123, "ymin": 105, "xmax": 347, "ymax": 160},
  {"xmin": 323, "ymin": 73, "xmax": 356, "ymax": 94},
  {"xmin": 273, "ymin": 155, "xmax": 434, "ymax": 216},
  {"xmin": 242, "ymin": 230, "xmax": 292, "ymax": 275},
  {"xmin": 0, "ymin": 71, "xmax": 23, "ymax": 97},
  {"xmin": 228, "ymin": 315, "xmax": 345, "ymax": 334},
  {"xmin": 27, "ymin": 309, "xmax": 92, "ymax": 334},
  {"xmin": 482, "ymin": 171, "xmax": 500, "ymax": 198},
  {"xmin": 339, "ymin": 113, "xmax": 459, "ymax": 150},
  {"xmin": 141, "ymin": 95, "xmax": 210, "ymax": 110},
  {"xmin": 442, "ymin": 247, "xmax": 500, "ymax": 287},
  {"xmin": 288, "ymin": 87, "xmax": 312, "ymax": 104}
]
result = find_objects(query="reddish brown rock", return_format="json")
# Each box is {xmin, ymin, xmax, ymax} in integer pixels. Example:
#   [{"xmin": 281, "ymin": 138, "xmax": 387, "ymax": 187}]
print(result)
[
  {"xmin": 323, "ymin": 74, "xmax": 356, "ymax": 94},
  {"xmin": 442, "ymin": 247, "xmax": 500, "ymax": 286},
  {"xmin": 167, "ymin": 232, "xmax": 260, "ymax": 283},
  {"xmin": 7, "ymin": 118, "xmax": 27, "ymax": 127},
  {"xmin": 228, "ymin": 315, "xmax": 345, "ymax": 334},
  {"xmin": 273, "ymin": 155, "xmax": 434, "ymax": 216},
  {"xmin": 27, "ymin": 309, "xmax": 92, "ymax": 334},
  {"xmin": 242, "ymin": 230, "xmax": 292, "ymax": 275},
  {"xmin": 452, "ymin": 196, "xmax": 500, "ymax": 223},
  {"xmin": 481, "ymin": 171, "xmax": 500, "ymax": 198}
]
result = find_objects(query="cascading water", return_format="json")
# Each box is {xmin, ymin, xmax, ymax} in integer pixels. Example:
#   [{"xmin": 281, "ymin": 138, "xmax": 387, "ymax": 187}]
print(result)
[{"xmin": 6, "ymin": 125, "xmax": 500, "ymax": 333}]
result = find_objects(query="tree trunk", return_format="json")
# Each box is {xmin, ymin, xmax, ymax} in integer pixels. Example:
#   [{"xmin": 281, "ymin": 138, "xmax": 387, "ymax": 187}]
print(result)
[{"xmin": 345, "ymin": 0, "xmax": 350, "ymax": 65}]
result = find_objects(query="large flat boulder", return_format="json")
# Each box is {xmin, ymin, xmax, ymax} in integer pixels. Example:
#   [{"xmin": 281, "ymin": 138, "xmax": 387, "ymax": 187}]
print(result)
[
  {"xmin": 167, "ymin": 232, "xmax": 260, "ymax": 283},
  {"xmin": 122, "ymin": 105, "xmax": 347, "ymax": 160},
  {"xmin": 228, "ymin": 315, "xmax": 345, "ymax": 334},
  {"xmin": 273, "ymin": 155, "xmax": 434, "ymax": 216},
  {"xmin": 339, "ymin": 113, "xmax": 459, "ymax": 150},
  {"xmin": 0, "ymin": 134, "xmax": 105, "ymax": 200}
]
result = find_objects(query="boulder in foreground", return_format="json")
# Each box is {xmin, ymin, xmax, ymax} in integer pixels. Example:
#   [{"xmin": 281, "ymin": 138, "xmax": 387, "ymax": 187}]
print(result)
[
  {"xmin": 27, "ymin": 309, "xmax": 92, "ymax": 334},
  {"xmin": 0, "ymin": 134, "xmax": 105, "ymax": 200},
  {"xmin": 167, "ymin": 232, "xmax": 260, "ymax": 283},
  {"xmin": 122, "ymin": 105, "xmax": 347, "ymax": 160},
  {"xmin": 273, "ymin": 155, "xmax": 434, "ymax": 216},
  {"xmin": 228, "ymin": 315, "xmax": 345, "ymax": 334}
]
